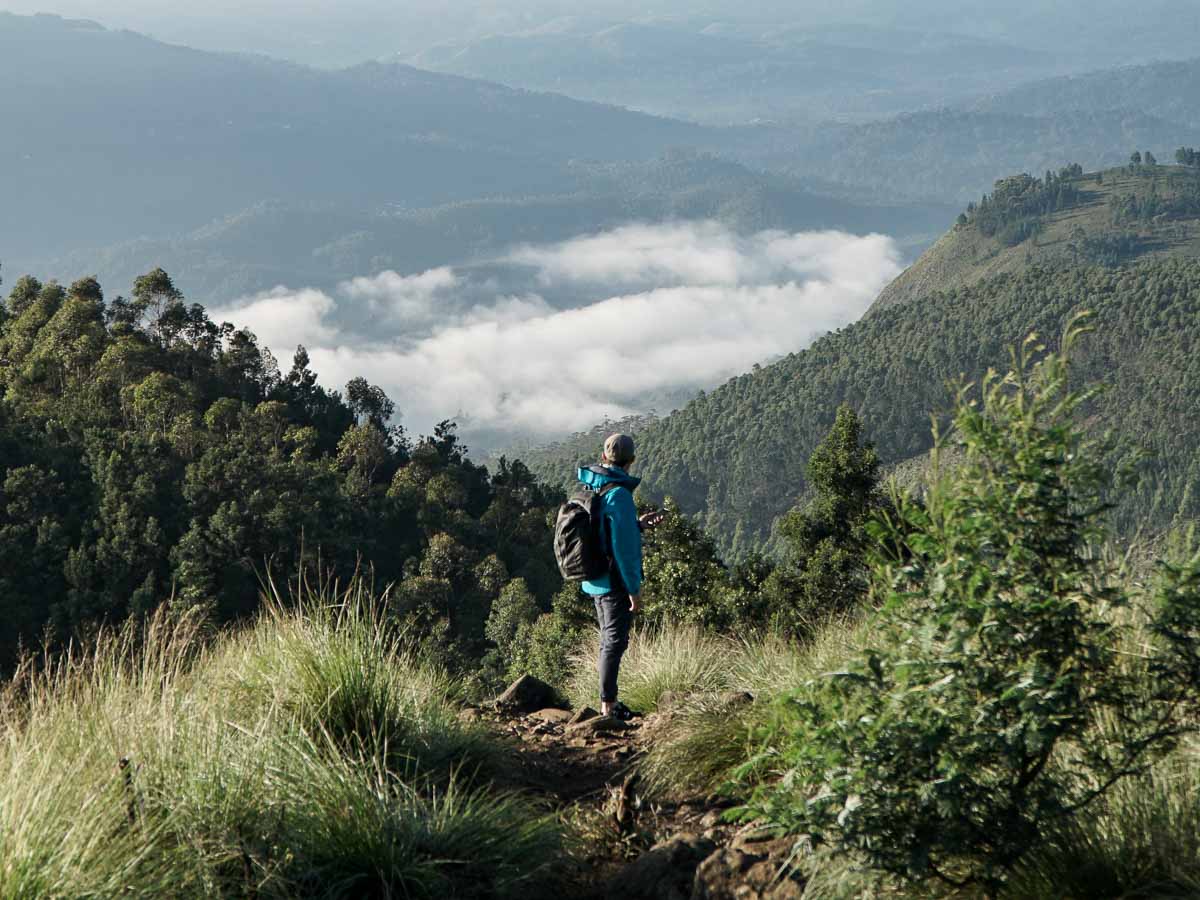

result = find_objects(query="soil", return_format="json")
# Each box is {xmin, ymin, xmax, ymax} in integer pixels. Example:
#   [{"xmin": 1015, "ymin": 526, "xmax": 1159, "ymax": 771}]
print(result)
[{"xmin": 469, "ymin": 702, "xmax": 745, "ymax": 897}]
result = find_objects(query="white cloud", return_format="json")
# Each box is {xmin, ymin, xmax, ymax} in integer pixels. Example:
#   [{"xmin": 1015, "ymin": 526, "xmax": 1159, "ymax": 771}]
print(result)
[
  {"xmin": 215, "ymin": 222, "xmax": 902, "ymax": 438},
  {"xmin": 209, "ymin": 286, "xmax": 338, "ymax": 351},
  {"xmin": 339, "ymin": 267, "xmax": 459, "ymax": 325}
]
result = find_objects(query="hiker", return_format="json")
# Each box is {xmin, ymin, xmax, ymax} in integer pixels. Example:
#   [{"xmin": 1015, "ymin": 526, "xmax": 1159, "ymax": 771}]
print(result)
[{"xmin": 575, "ymin": 433, "xmax": 664, "ymax": 721}]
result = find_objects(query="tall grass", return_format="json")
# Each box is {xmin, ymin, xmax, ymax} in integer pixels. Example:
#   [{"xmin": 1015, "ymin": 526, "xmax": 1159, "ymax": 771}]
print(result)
[
  {"xmin": 1006, "ymin": 742, "xmax": 1200, "ymax": 899},
  {"xmin": 0, "ymin": 579, "xmax": 562, "ymax": 898},
  {"xmin": 215, "ymin": 573, "xmax": 493, "ymax": 780},
  {"xmin": 567, "ymin": 624, "xmax": 730, "ymax": 714},
  {"xmin": 631, "ymin": 619, "xmax": 870, "ymax": 798}
]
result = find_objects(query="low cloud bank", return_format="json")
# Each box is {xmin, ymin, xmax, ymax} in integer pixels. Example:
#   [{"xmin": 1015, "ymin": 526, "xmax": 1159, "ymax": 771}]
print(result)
[{"xmin": 211, "ymin": 222, "xmax": 902, "ymax": 439}]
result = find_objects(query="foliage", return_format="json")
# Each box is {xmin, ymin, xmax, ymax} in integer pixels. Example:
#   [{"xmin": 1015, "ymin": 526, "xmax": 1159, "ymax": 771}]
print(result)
[
  {"xmin": 763, "ymin": 406, "xmax": 883, "ymax": 633},
  {"xmin": 1007, "ymin": 739, "xmax": 1200, "ymax": 899},
  {"xmin": 965, "ymin": 170, "xmax": 1083, "ymax": 246},
  {"xmin": 0, "ymin": 270, "xmax": 562, "ymax": 671},
  {"xmin": 634, "ymin": 258, "xmax": 1200, "ymax": 556},
  {"xmin": 739, "ymin": 330, "xmax": 1200, "ymax": 893},
  {"xmin": 637, "ymin": 624, "xmax": 862, "ymax": 799}
]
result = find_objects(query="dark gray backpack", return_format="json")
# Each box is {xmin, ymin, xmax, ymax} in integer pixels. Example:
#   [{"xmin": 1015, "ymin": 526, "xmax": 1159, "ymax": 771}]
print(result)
[{"xmin": 553, "ymin": 484, "xmax": 619, "ymax": 581}]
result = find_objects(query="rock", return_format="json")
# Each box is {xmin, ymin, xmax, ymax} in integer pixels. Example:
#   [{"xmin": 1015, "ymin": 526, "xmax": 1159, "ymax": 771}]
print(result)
[
  {"xmin": 699, "ymin": 809, "xmax": 723, "ymax": 830},
  {"xmin": 495, "ymin": 675, "xmax": 559, "ymax": 714},
  {"xmin": 691, "ymin": 833, "xmax": 807, "ymax": 900},
  {"xmin": 568, "ymin": 706, "xmax": 599, "ymax": 725},
  {"xmin": 528, "ymin": 708, "xmax": 572, "ymax": 724},
  {"xmin": 606, "ymin": 833, "xmax": 717, "ymax": 900},
  {"xmin": 456, "ymin": 706, "xmax": 481, "ymax": 723},
  {"xmin": 567, "ymin": 715, "xmax": 634, "ymax": 737}
]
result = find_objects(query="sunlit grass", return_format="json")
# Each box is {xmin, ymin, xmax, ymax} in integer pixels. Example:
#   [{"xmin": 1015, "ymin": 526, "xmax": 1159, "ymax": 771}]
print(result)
[{"xmin": 0, "ymin": 578, "xmax": 561, "ymax": 899}]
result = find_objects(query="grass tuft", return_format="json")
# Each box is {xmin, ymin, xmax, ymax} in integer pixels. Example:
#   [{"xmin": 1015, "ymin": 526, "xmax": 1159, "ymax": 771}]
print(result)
[{"xmin": 0, "ymin": 578, "xmax": 562, "ymax": 899}]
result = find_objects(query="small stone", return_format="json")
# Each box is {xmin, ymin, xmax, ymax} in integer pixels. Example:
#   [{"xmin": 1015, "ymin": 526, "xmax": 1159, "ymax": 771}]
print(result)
[
  {"xmin": 456, "ymin": 707, "xmax": 481, "ymax": 723},
  {"xmin": 699, "ymin": 809, "xmax": 723, "ymax": 829},
  {"xmin": 529, "ymin": 707, "xmax": 573, "ymax": 724},
  {"xmin": 568, "ymin": 715, "xmax": 634, "ymax": 737},
  {"xmin": 568, "ymin": 706, "xmax": 600, "ymax": 725}
]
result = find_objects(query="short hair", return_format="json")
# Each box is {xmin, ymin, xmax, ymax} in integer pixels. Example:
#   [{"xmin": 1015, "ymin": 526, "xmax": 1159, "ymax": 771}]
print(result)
[{"xmin": 602, "ymin": 433, "xmax": 636, "ymax": 467}]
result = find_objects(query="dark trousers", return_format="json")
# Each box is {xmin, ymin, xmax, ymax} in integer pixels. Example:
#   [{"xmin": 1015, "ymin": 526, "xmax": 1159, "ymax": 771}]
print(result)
[{"xmin": 594, "ymin": 591, "xmax": 632, "ymax": 704}]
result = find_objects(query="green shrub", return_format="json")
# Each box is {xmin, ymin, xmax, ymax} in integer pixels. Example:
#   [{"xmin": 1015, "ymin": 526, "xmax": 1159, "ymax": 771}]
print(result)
[
  {"xmin": 763, "ymin": 405, "xmax": 883, "ymax": 634},
  {"xmin": 511, "ymin": 612, "xmax": 584, "ymax": 698},
  {"xmin": 740, "ymin": 324, "xmax": 1198, "ymax": 894}
]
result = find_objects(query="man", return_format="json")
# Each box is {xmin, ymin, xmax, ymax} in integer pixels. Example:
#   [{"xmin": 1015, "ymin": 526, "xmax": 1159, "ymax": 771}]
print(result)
[{"xmin": 576, "ymin": 433, "xmax": 664, "ymax": 721}]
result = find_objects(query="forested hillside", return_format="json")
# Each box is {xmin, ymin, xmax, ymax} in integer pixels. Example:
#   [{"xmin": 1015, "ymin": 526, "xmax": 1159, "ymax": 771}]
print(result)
[
  {"xmin": 976, "ymin": 57, "xmax": 1200, "ymax": 128},
  {"xmin": 0, "ymin": 269, "xmax": 562, "ymax": 672},
  {"xmin": 623, "ymin": 258, "xmax": 1200, "ymax": 556},
  {"xmin": 768, "ymin": 109, "xmax": 1200, "ymax": 203},
  {"xmin": 34, "ymin": 154, "xmax": 955, "ymax": 304},
  {"xmin": 875, "ymin": 161, "xmax": 1200, "ymax": 308}
]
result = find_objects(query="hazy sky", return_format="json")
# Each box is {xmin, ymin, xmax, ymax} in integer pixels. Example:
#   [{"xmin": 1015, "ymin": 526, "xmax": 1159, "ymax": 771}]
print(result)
[{"xmin": 5, "ymin": 1, "xmax": 1189, "ymax": 66}]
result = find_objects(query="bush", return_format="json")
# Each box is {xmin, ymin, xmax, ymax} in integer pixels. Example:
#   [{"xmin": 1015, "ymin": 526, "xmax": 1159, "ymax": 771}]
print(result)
[
  {"xmin": 763, "ymin": 406, "xmax": 883, "ymax": 634},
  {"xmin": 740, "ymin": 325, "xmax": 1200, "ymax": 893},
  {"xmin": 511, "ymin": 613, "xmax": 584, "ymax": 698}
]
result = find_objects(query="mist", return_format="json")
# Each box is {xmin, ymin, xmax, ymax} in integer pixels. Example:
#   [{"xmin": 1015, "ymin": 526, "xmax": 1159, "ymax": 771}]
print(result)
[
  {"xmin": 211, "ymin": 222, "xmax": 901, "ymax": 445},
  {"xmin": 5, "ymin": 1, "xmax": 1194, "ymax": 66}
]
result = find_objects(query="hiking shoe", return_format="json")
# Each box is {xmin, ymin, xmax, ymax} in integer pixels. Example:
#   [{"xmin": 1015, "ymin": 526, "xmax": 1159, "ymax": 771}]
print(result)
[{"xmin": 610, "ymin": 701, "xmax": 636, "ymax": 722}]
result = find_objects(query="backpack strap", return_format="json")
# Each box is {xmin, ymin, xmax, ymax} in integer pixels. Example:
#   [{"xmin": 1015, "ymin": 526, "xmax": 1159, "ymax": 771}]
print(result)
[{"xmin": 593, "ymin": 482, "xmax": 626, "ymax": 586}]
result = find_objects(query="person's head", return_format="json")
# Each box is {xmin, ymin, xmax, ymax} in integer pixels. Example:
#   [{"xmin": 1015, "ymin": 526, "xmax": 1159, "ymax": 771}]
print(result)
[{"xmin": 602, "ymin": 433, "xmax": 636, "ymax": 469}]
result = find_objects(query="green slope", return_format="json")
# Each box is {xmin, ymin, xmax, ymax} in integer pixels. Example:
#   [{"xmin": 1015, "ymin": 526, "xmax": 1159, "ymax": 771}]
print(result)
[
  {"xmin": 620, "ymin": 167, "xmax": 1200, "ymax": 555},
  {"xmin": 874, "ymin": 163, "xmax": 1200, "ymax": 309}
]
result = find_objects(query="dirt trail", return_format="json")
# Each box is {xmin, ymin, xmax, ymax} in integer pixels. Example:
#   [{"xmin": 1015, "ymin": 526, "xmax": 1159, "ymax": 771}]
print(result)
[{"xmin": 468, "ymin": 702, "xmax": 749, "ymax": 897}]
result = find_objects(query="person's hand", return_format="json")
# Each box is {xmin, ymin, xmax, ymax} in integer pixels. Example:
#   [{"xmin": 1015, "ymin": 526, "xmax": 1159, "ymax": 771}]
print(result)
[
  {"xmin": 629, "ymin": 594, "xmax": 641, "ymax": 613},
  {"xmin": 639, "ymin": 510, "xmax": 666, "ymax": 529}
]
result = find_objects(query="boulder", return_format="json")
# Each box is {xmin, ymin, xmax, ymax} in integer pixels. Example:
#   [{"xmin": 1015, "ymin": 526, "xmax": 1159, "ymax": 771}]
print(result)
[
  {"xmin": 691, "ymin": 833, "xmax": 806, "ymax": 900},
  {"xmin": 495, "ymin": 675, "xmax": 559, "ymax": 713},
  {"xmin": 606, "ymin": 833, "xmax": 717, "ymax": 900}
]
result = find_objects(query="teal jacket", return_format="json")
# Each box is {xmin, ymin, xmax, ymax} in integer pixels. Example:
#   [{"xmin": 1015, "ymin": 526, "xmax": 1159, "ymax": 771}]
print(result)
[{"xmin": 576, "ymin": 464, "xmax": 642, "ymax": 597}]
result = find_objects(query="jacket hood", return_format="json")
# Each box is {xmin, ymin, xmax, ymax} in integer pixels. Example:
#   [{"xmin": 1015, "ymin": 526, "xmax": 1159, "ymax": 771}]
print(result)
[{"xmin": 576, "ymin": 463, "xmax": 641, "ymax": 491}]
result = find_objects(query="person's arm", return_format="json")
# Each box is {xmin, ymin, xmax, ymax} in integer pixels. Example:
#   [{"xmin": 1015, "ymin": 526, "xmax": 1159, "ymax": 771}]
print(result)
[{"xmin": 607, "ymin": 488, "xmax": 643, "ymax": 598}]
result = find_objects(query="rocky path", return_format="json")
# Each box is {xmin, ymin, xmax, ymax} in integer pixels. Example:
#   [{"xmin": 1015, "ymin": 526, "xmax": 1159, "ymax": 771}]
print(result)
[{"xmin": 468, "ymin": 676, "xmax": 808, "ymax": 899}]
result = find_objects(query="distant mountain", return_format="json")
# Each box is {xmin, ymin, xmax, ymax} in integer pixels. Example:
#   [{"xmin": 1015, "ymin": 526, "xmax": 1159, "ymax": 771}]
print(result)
[
  {"xmin": 411, "ymin": 21, "xmax": 1070, "ymax": 125},
  {"xmin": 0, "ymin": 12, "xmax": 708, "ymax": 263},
  {"xmin": 591, "ymin": 163, "xmax": 1200, "ymax": 555},
  {"xmin": 29, "ymin": 153, "xmax": 956, "ymax": 304},
  {"xmin": 975, "ymin": 57, "xmax": 1200, "ymax": 129},
  {"xmin": 765, "ymin": 109, "xmax": 1199, "ymax": 204}
]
